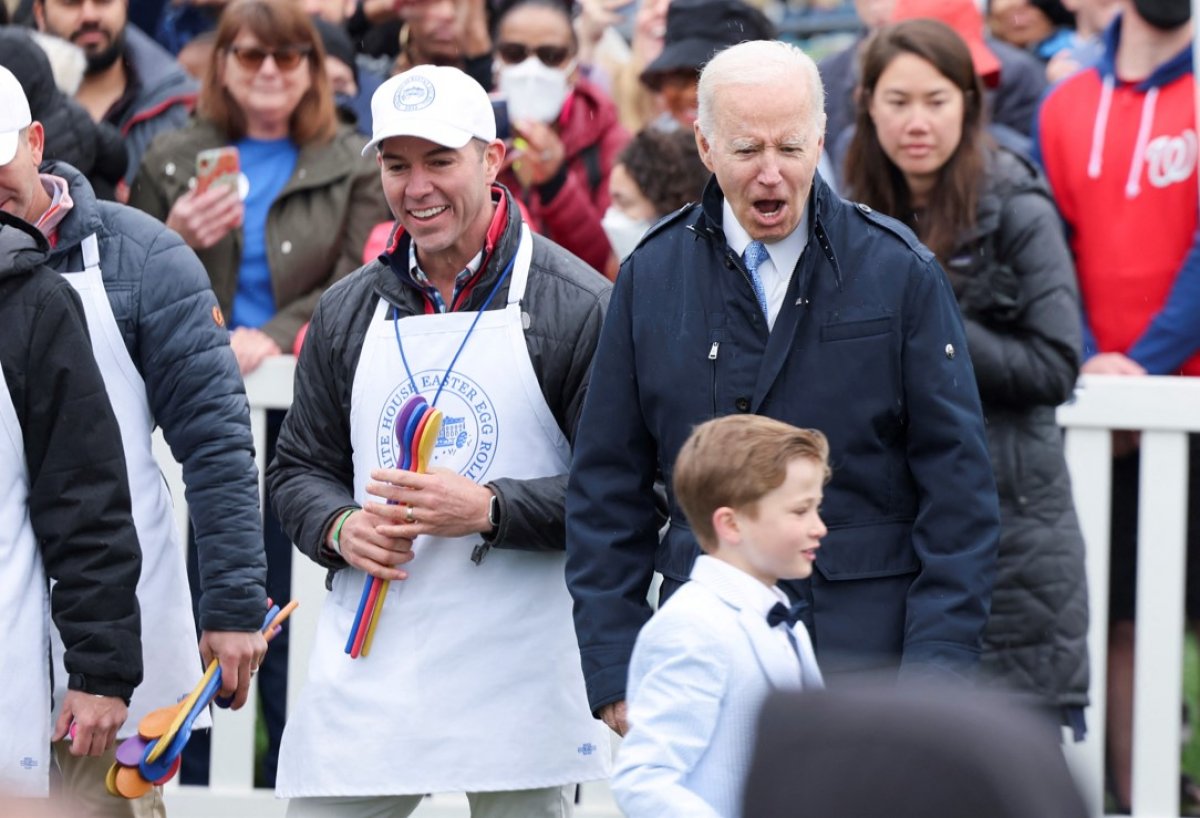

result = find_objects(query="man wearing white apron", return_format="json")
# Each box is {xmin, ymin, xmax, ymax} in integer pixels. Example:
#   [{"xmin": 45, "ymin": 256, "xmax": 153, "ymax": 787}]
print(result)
[
  {"xmin": 0, "ymin": 206, "xmax": 142, "ymax": 797},
  {"xmin": 0, "ymin": 71, "xmax": 269, "ymax": 816},
  {"xmin": 268, "ymin": 65, "xmax": 612, "ymax": 817}
]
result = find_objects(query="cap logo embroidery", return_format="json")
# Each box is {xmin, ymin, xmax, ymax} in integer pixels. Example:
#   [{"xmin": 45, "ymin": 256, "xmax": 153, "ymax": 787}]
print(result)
[{"xmin": 394, "ymin": 76, "xmax": 435, "ymax": 112}]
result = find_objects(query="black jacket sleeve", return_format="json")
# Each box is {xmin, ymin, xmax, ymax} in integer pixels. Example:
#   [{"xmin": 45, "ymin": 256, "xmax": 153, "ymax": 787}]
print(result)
[
  {"xmin": 963, "ymin": 188, "xmax": 1082, "ymax": 408},
  {"xmin": 267, "ymin": 292, "xmax": 358, "ymax": 569},
  {"xmin": 25, "ymin": 278, "xmax": 143, "ymax": 700}
]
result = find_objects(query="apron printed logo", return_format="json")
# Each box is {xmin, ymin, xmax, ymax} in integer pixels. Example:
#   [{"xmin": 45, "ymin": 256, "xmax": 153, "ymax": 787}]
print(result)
[
  {"xmin": 18, "ymin": 756, "xmax": 37, "ymax": 769},
  {"xmin": 577, "ymin": 743, "xmax": 596, "ymax": 756},
  {"xmin": 377, "ymin": 370, "xmax": 499, "ymax": 481}
]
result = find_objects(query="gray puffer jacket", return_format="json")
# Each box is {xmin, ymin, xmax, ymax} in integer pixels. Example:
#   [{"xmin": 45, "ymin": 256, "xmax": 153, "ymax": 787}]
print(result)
[
  {"xmin": 945, "ymin": 148, "xmax": 1088, "ymax": 714},
  {"xmin": 267, "ymin": 184, "xmax": 611, "ymax": 572},
  {"xmin": 42, "ymin": 160, "xmax": 267, "ymax": 633}
]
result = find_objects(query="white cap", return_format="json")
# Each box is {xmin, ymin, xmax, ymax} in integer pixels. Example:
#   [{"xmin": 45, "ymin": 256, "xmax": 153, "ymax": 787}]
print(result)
[
  {"xmin": 0, "ymin": 67, "xmax": 31, "ymax": 167},
  {"xmin": 362, "ymin": 65, "xmax": 496, "ymax": 156}
]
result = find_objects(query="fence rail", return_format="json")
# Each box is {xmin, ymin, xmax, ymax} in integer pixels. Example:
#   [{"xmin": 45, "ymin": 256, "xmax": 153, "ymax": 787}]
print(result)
[{"xmin": 152, "ymin": 362, "xmax": 1200, "ymax": 817}]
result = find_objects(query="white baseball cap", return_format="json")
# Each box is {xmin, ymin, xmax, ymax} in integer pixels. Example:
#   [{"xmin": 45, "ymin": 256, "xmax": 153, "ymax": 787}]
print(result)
[
  {"xmin": 362, "ymin": 65, "xmax": 496, "ymax": 156},
  {"xmin": 0, "ymin": 67, "xmax": 31, "ymax": 167}
]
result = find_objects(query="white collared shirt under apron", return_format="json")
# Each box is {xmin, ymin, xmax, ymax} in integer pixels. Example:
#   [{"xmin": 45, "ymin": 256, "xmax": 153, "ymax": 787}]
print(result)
[
  {"xmin": 722, "ymin": 200, "xmax": 810, "ymax": 331},
  {"xmin": 276, "ymin": 224, "xmax": 609, "ymax": 800},
  {"xmin": 53, "ymin": 235, "xmax": 207, "ymax": 738},
  {"xmin": 0, "ymin": 367, "xmax": 52, "ymax": 796}
]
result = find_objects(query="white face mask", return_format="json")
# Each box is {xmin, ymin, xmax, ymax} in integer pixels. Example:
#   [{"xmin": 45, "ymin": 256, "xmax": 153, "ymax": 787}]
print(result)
[
  {"xmin": 497, "ymin": 56, "xmax": 573, "ymax": 124},
  {"xmin": 602, "ymin": 206, "xmax": 654, "ymax": 261}
]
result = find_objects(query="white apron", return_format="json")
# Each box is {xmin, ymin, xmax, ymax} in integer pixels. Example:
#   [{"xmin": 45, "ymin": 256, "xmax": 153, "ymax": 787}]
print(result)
[
  {"xmin": 52, "ymin": 235, "xmax": 207, "ymax": 738},
  {"xmin": 0, "ymin": 367, "xmax": 51, "ymax": 796},
  {"xmin": 278, "ymin": 226, "xmax": 609, "ymax": 797}
]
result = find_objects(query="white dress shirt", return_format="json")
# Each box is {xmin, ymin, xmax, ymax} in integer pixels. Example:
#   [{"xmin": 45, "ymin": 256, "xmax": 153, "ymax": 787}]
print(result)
[{"xmin": 722, "ymin": 201, "xmax": 810, "ymax": 331}]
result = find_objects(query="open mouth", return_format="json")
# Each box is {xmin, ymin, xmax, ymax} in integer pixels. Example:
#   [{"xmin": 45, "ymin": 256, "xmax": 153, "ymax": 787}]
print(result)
[
  {"xmin": 754, "ymin": 200, "xmax": 785, "ymax": 219},
  {"xmin": 409, "ymin": 205, "xmax": 448, "ymax": 221}
]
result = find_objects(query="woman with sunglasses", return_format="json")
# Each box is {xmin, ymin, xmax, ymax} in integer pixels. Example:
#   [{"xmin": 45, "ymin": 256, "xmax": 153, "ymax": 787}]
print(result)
[
  {"xmin": 844, "ymin": 19, "xmax": 1089, "ymax": 737},
  {"xmin": 130, "ymin": 0, "xmax": 389, "ymax": 376},
  {"xmin": 492, "ymin": 0, "xmax": 628, "ymax": 277}
]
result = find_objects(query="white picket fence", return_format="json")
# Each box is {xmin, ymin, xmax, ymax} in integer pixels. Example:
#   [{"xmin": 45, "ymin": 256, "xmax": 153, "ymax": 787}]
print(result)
[{"xmin": 151, "ymin": 361, "xmax": 1200, "ymax": 817}]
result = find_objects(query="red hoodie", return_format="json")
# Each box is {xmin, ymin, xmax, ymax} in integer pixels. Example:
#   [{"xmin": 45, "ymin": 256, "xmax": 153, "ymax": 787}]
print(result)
[
  {"xmin": 499, "ymin": 78, "xmax": 629, "ymax": 275},
  {"xmin": 1036, "ymin": 16, "xmax": 1200, "ymax": 375}
]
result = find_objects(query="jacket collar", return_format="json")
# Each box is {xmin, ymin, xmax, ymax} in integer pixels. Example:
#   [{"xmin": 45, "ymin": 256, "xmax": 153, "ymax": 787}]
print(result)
[
  {"xmin": 374, "ymin": 182, "xmax": 524, "ymax": 311},
  {"xmin": 40, "ymin": 161, "xmax": 104, "ymax": 256},
  {"xmin": 1098, "ymin": 13, "xmax": 1193, "ymax": 89},
  {"xmin": 690, "ymin": 555, "xmax": 788, "ymax": 618},
  {"xmin": 693, "ymin": 171, "xmax": 843, "ymax": 291}
]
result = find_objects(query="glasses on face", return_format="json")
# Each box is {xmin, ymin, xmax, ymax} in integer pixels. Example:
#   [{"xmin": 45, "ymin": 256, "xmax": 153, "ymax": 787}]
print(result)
[
  {"xmin": 227, "ymin": 44, "xmax": 313, "ymax": 72},
  {"xmin": 495, "ymin": 42, "xmax": 572, "ymax": 68}
]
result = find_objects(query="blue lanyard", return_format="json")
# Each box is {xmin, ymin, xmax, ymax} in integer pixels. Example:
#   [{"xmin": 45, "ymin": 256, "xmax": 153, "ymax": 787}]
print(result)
[{"xmin": 393, "ymin": 251, "xmax": 517, "ymax": 408}]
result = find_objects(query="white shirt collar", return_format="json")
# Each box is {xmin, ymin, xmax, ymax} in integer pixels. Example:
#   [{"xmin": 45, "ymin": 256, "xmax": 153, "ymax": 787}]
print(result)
[
  {"xmin": 690, "ymin": 554, "xmax": 790, "ymax": 619},
  {"xmin": 720, "ymin": 200, "xmax": 810, "ymax": 283}
]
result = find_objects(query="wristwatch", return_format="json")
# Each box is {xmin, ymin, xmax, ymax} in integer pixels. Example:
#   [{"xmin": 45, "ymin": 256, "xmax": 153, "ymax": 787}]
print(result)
[{"xmin": 487, "ymin": 492, "xmax": 501, "ymax": 535}]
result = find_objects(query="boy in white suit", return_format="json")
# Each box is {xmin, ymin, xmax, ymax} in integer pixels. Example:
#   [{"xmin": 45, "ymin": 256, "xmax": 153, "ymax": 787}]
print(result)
[{"xmin": 613, "ymin": 415, "xmax": 828, "ymax": 818}]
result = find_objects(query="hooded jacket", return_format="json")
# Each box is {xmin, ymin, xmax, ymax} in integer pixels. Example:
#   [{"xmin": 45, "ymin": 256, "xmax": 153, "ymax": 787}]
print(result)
[
  {"xmin": 498, "ymin": 78, "xmax": 628, "ymax": 275},
  {"xmin": 0, "ymin": 210, "xmax": 142, "ymax": 701},
  {"xmin": 1034, "ymin": 14, "xmax": 1200, "ymax": 375},
  {"xmin": 42, "ymin": 160, "xmax": 267, "ymax": 632}
]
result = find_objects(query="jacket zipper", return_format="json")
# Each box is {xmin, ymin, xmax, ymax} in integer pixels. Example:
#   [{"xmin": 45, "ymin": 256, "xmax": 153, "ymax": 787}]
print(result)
[{"xmin": 709, "ymin": 341, "xmax": 719, "ymax": 417}]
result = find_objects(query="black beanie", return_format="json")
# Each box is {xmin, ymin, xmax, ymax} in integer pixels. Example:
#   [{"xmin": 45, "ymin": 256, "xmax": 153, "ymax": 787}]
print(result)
[
  {"xmin": 311, "ymin": 16, "xmax": 358, "ymax": 86},
  {"xmin": 1030, "ymin": 0, "xmax": 1076, "ymax": 27}
]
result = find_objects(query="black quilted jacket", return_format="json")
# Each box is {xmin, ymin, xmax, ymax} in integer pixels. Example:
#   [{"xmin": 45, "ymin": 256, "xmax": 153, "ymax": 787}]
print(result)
[{"xmin": 946, "ymin": 148, "xmax": 1090, "ymax": 713}]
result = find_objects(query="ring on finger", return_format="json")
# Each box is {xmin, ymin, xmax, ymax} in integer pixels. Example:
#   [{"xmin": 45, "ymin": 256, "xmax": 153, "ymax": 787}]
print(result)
[{"xmin": 404, "ymin": 504, "xmax": 416, "ymax": 524}]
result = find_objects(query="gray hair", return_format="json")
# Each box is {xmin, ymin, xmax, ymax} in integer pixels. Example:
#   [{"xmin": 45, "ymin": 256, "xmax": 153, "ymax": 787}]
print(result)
[{"xmin": 696, "ymin": 40, "xmax": 827, "ymax": 141}]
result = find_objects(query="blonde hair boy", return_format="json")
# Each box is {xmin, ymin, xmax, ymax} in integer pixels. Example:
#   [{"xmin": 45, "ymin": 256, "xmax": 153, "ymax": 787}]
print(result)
[{"xmin": 613, "ymin": 414, "xmax": 829, "ymax": 817}]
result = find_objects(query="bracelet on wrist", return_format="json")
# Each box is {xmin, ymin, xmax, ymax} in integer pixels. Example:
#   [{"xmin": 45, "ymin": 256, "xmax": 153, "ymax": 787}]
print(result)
[{"xmin": 331, "ymin": 508, "xmax": 355, "ymax": 555}]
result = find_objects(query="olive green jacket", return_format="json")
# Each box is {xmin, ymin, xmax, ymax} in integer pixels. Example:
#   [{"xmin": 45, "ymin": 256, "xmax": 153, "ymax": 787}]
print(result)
[{"xmin": 129, "ymin": 118, "xmax": 390, "ymax": 350}]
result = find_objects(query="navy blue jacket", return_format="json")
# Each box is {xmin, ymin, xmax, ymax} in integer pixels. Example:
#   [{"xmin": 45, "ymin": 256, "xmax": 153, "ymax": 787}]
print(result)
[
  {"xmin": 42, "ymin": 161, "xmax": 267, "ymax": 633},
  {"xmin": 565, "ymin": 174, "xmax": 1001, "ymax": 712}
]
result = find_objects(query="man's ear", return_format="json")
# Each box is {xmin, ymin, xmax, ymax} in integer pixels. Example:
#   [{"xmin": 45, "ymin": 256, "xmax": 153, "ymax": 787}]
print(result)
[
  {"xmin": 694, "ymin": 122, "xmax": 715, "ymax": 174},
  {"xmin": 482, "ymin": 138, "xmax": 506, "ymax": 184},
  {"xmin": 27, "ymin": 122, "xmax": 45, "ymax": 167}
]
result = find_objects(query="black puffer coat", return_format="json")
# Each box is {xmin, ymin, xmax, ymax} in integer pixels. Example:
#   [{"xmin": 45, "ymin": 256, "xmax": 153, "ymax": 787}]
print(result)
[
  {"xmin": 0, "ymin": 210, "xmax": 142, "ymax": 701},
  {"xmin": 945, "ymin": 148, "xmax": 1089, "ymax": 714},
  {"xmin": 0, "ymin": 28, "xmax": 127, "ymax": 199}
]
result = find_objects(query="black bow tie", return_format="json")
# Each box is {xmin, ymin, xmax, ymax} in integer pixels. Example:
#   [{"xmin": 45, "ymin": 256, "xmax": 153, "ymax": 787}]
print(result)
[{"xmin": 767, "ymin": 601, "xmax": 804, "ymax": 629}]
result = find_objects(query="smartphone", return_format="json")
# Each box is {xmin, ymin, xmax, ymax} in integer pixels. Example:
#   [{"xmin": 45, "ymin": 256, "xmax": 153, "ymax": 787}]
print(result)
[
  {"xmin": 195, "ymin": 146, "xmax": 240, "ymax": 195},
  {"xmin": 491, "ymin": 98, "xmax": 512, "ymax": 141}
]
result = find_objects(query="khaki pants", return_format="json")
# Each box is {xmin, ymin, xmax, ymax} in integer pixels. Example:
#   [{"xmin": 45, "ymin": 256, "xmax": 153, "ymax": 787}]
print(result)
[
  {"xmin": 52, "ymin": 741, "xmax": 166, "ymax": 818},
  {"xmin": 285, "ymin": 786, "xmax": 574, "ymax": 818}
]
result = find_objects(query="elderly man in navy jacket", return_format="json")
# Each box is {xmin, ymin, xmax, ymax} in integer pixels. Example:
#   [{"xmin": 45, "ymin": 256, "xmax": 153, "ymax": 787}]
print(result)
[{"xmin": 565, "ymin": 39, "xmax": 1001, "ymax": 736}]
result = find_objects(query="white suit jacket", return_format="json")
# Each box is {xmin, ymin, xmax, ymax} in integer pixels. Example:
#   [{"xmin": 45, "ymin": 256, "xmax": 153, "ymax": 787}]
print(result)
[{"xmin": 613, "ymin": 556, "xmax": 823, "ymax": 818}]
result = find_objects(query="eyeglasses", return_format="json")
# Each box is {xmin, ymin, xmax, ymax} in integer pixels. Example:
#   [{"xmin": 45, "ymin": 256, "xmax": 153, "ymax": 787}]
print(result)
[
  {"xmin": 495, "ymin": 42, "xmax": 572, "ymax": 68},
  {"xmin": 227, "ymin": 44, "xmax": 312, "ymax": 72}
]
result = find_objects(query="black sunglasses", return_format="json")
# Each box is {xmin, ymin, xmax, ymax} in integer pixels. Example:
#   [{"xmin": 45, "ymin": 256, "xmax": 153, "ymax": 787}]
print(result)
[
  {"xmin": 228, "ymin": 44, "xmax": 313, "ymax": 72},
  {"xmin": 495, "ymin": 41, "xmax": 572, "ymax": 68}
]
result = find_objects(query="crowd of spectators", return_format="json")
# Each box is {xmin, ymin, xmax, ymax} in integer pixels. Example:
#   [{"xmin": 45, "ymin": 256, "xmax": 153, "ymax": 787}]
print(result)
[{"xmin": 0, "ymin": 0, "xmax": 1195, "ymax": 813}]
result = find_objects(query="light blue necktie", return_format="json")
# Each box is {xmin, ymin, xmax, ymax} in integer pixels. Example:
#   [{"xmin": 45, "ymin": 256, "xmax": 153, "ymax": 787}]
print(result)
[{"xmin": 741, "ymin": 240, "xmax": 770, "ymax": 320}]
